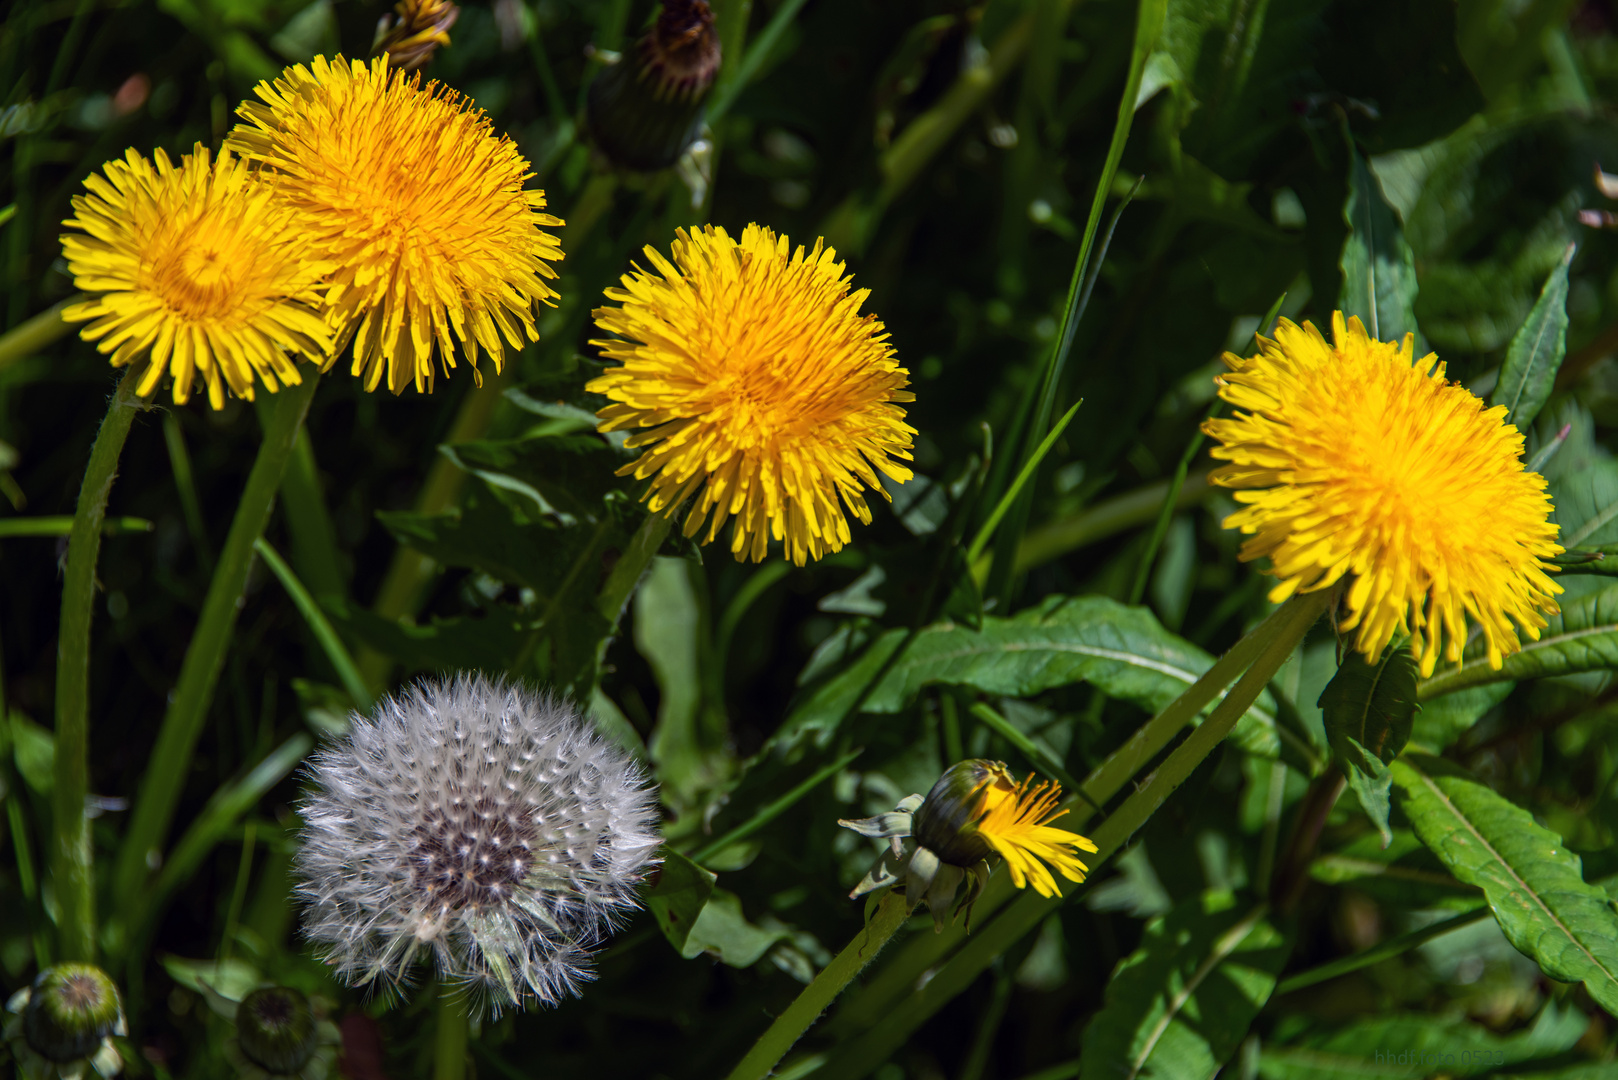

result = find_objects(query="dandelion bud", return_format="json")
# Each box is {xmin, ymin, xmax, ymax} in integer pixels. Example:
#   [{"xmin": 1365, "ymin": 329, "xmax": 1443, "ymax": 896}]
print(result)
[
  {"xmin": 295, "ymin": 674, "xmax": 661, "ymax": 1015},
  {"xmin": 585, "ymin": 0, "xmax": 721, "ymax": 171},
  {"xmin": 2, "ymin": 964, "xmax": 125, "ymax": 1077},
  {"xmin": 372, "ymin": 0, "xmax": 460, "ymax": 71},
  {"xmin": 841, "ymin": 759, "xmax": 1099, "ymax": 932},
  {"xmin": 232, "ymin": 990, "xmax": 336, "ymax": 1075}
]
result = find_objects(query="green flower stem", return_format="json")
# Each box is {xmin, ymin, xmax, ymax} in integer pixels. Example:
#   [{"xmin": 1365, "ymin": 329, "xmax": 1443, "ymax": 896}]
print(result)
[
  {"xmin": 110, "ymin": 374, "xmax": 320, "ymax": 923},
  {"xmin": 0, "ymin": 295, "xmax": 80, "ymax": 373},
  {"xmin": 435, "ymin": 982, "xmax": 470, "ymax": 1080},
  {"xmin": 596, "ymin": 508, "xmax": 674, "ymax": 627},
  {"xmin": 826, "ymin": 597, "xmax": 1300, "ymax": 1034},
  {"xmin": 816, "ymin": 590, "xmax": 1331, "ymax": 1080},
  {"xmin": 1274, "ymin": 904, "xmax": 1490, "ymax": 995},
  {"xmin": 723, "ymin": 893, "xmax": 911, "ymax": 1080},
  {"xmin": 53, "ymin": 368, "xmax": 143, "ymax": 962},
  {"xmin": 0, "ymin": 516, "xmax": 151, "ymax": 538}
]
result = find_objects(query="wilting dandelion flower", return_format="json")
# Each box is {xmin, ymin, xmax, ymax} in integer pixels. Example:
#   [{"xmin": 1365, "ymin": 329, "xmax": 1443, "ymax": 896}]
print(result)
[
  {"xmin": 59, "ymin": 145, "xmax": 331, "ymax": 408},
  {"xmin": 1203, "ymin": 312, "xmax": 1562, "ymax": 676},
  {"xmin": 372, "ymin": 0, "xmax": 460, "ymax": 71},
  {"xmin": 295, "ymin": 675, "xmax": 660, "ymax": 1014},
  {"xmin": 841, "ymin": 760, "xmax": 1097, "ymax": 930},
  {"xmin": 2, "ymin": 964, "xmax": 126, "ymax": 1078},
  {"xmin": 226, "ymin": 56, "xmax": 564, "ymax": 395},
  {"xmin": 588, "ymin": 224, "xmax": 916, "ymax": 565}
]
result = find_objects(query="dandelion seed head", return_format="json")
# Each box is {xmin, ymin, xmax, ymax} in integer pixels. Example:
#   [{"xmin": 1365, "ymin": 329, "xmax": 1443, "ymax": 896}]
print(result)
[{"xmin": 295, "ymin": 674, "xmax": 660, "ymax": 1014}]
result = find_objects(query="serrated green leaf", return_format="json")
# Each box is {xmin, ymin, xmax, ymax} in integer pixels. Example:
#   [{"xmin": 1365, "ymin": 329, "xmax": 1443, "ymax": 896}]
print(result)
[
  {"xmin": 645, "ymin": 848, "xmax": 715, "ymax": 955},
  {"xmin": 1258, "ymin": 1003, "xmax": 1589, "ymax": 1080},
  {"xmin": 777, "ymin": 595, "xmax": 1280, "ymax": 756},
  {"xmin": 1392, "ymin": 754, "xmax": 1618, "ymax": 1012},
  {"xmin": 1081, "ymin": 891, "xmax": 1289, "ymax": 1080},
  {"xmin": 443, "ymin": 433, "xmax": 632, "ymax": 525},
  {"xmin": 1309, "ymin": 829, "xmax": 1483, "ymax": 912},
  {"xmin": 636, "ymin": 557, "xmax": 729, "ymax": 808},
  {"xmin": 325, "ymin": 600, "xmax": 530, "ymax": 673},
  {"xmin": 1340, "ymin": 144, "xmax": 1421, "ymax": 348},
  {"xmin": 1319, "ymin": 649, "xmax": 1417, "ymax": 844},
  {"xmin": 1418, "ymin": 582, "xmax": 1618, "ymax": 699},
  {"xmin": 1491, "ymin": 246, "xmax": 1573, "ymax": 432}
]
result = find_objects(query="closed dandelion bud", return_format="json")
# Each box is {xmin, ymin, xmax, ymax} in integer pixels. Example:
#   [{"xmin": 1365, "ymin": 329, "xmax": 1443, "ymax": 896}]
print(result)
[
  {"xmin": 295, "ymin": 674, "xmax": 662, "ymax": 1016},
  {"xmin": 373, "ymin": 0, "xmax": 460, "ymax": 71},
  {"xmin": 2, "ymin": 964, "xmax": 125, "ymax": 1077},
  {"xmin": 586, "ymin": 0, "xmax": 721, "ymax": 170},
  {"xmin": 235, "ymin": 988, "xmax": 315, "ymax": 1073}
]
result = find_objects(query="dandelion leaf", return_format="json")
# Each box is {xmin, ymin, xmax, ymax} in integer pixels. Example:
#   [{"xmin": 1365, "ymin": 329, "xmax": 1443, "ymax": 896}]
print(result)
[
  {"xmin": 1392, "ymin": 753, "xmax": 1618, "ymax": 1013},
  {"xmin": 1318, "ymin": 648, "xmax": 1417, "ymax": 845}
]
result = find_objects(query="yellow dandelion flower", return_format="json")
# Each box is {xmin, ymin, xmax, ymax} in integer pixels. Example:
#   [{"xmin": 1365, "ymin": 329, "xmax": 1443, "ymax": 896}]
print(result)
[
  {"xmin": 59, "ymin": 145, "xmax": 331, "ymax": 409},
  {"xmin": 971, "ymin": 770, "xmax": 1097, "ymax": 899},
  {"xmin": 225, "ymin": 55, "xmax": 563, "ymax": 395},
  {"xmin": 587, "ymin": 224, "xmax": 916, "ymax": 566},
  {"xmin": 1203, "ymin": 312, "xmax": 1563, "ymax": 677}
]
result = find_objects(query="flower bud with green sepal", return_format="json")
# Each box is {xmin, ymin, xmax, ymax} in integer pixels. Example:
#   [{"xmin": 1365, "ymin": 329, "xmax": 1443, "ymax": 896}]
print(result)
[
  {"xmin": 585, "ymin": 0, "xmax": 721, "ymax": 171},
  {"xmin": 2, "ymin": 964, "xmax": 125, "ymax": 1079}
]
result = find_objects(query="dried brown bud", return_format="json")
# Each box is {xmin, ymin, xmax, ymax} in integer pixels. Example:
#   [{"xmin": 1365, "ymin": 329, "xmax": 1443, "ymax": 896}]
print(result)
[
  {"xmin": 586, "ymin": 0, "xmax": 722, "ymax": 171},
  {"xmin": 373, "ymin": 0, "xmax": 461, "ymax": 72}
]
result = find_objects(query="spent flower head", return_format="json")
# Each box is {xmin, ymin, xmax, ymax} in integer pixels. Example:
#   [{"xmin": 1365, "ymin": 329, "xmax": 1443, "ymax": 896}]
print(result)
[
  {"xmin": 588, "ymin": 223, "xmax": 916, "ymax": 565},
  {"xmin": 1203, "ymin": 312, "xmax": 1563, "ymax": 675},
  {"xmin": 840, "ymin": 760, "xmax": 1097, "ymax": 930},
  {"xmin": 2, "ymin": 964, "xmax": 125, "ymax": 1079},
  {"xmin": 295, "ymin": 674, "xmax": 661, "ymax": 1015},
  {"xmin": 226, "ymin": 56, "xmax": 564, "ymax": 395},
  {"xmin": 59, "ymin": 145, "xmax": 331, "ymax": 408}
]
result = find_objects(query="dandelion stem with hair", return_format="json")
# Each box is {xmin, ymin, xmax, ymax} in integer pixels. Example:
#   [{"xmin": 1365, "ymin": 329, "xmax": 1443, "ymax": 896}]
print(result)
[{"xmin": 52, "ymin": 368, "xmax": 141, "ymax": 963}]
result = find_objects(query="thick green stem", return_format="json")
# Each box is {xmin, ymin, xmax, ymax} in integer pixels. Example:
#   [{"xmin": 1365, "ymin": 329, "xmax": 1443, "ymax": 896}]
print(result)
[
  {"xmin": 110, "ymin": 375, "xmax": 320, "ymax": 920},
  {"xmin": 434, "ymin": 982, "xmax": 470, "ymax": 1080},
  {"xmin": 53, "ymin": 368, "xmax": 142, "ymax": 962},
  {"xmin": 725, "ymin": 893, "xmax": 910, "ymax": 1080}
]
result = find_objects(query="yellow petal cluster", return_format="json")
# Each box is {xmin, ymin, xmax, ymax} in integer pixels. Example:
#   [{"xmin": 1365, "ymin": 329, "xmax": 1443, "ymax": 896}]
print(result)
[
  {"xmin": 1204, "ymin": 312, "xmax": 1562, "ymax": 676},
  {"xmin": 59, "ymin": 145, "xmax": 331, "ymax": 408},
  {"xmin": 587, "ymin": 224, "xmax": 916, "ymax": 565},
  {"xmin": 973, "ymin": 772, "xmax": 1097, "ymax": 899},
  {"xmin": 227, "ymin": 55, "xmax": 563, "ymax": 394}
]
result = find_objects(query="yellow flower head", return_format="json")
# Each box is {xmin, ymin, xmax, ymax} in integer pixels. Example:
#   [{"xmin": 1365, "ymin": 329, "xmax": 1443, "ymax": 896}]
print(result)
[
  {"xmin": 226, "ymin": 55, "xmax": 564, "ymax": 395},
  {"xmin": 1203, "ymin": 312, "xmax": 1563, "ymax": 676},
  {"xmin": 59, "ymin": 145, "xmax": 331, "ymax": 409},
  {"xmin": 587, "ymin": 224, "xmax": 916, "ymax": 566}
]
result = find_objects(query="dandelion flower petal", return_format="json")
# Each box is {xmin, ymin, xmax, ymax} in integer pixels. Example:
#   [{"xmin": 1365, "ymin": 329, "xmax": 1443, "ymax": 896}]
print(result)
[
  {"xmin": 1203, "ymin": 313, "xmax": 1562, "ymax": 676},
  {"xmin": 226, "ymin": 56, "xmax": 563, "ymax": 395},
  {"xmin": 59, "ymin": 145, "xmax": 331, "ymax": 407},
  {"xmin": 587, "ymin": 223, "xmax": 916, "ymax": 566}
]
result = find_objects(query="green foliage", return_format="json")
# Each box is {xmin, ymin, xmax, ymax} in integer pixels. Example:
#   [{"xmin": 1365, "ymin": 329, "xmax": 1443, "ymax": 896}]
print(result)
[
  {"xmin": 4, "ymin": 0, "xmax": 1618, "ymax": 1075},
  {"xmin": 1493, "ymin": 247, "xmax": 1575, "ymax": 432},
  {"xmin": 1393, "ymin": 754, "xmax": 1618, "ymax": 1013},
  {"xmin": 777, "ymin": 594, "xmax": 1281, "ymax": 757},
  {"xmin": 1318, "ymin": 647, "xmax": 1417, "ymax": 844},
  {"xmin": 1080, "ymin": 891, "xmax": 1288, "ymax": 1080}
]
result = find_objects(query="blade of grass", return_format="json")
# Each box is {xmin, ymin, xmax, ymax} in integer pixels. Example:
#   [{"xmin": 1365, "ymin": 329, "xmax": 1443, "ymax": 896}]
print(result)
[
  {"xmin": 965, "ymin": 399, "xmax": 1082, "ymax": 566},
  {"xmin": 1275, "ymin": 905, "xmax": 1490, "ymax": 994},
  {"xmin": 0, "ymin": 516, "xmax": 151, "ymax": 538},
  {"xmin": 163, "ymin": 412, "xmax": 213, "ymax": 571},
  {"xmin": 253, "ymin": 537, "xmax": 371, "ymax": 710},
  {"xmin": 690, "ymin": 747, "xmax": 862, "ymax": 864},
  {"xmin": 983, "ymin": 165, "xmax": 1155, "ymax": 606},
  {"xmin": 967, "ymin": 702, "xmax": 1083, "ymax": 796},
  {"xmin": 708, "ymin": 0, "xmax": 808, "ymax": 124},
  {"xmin": 0, "ymin": 296, "xmax": 82, "ymax": 372}
]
